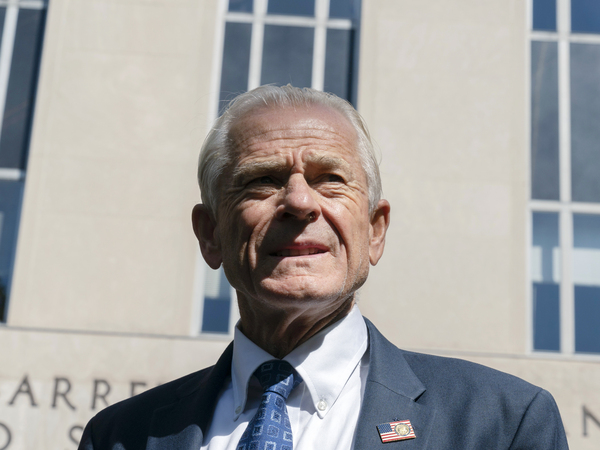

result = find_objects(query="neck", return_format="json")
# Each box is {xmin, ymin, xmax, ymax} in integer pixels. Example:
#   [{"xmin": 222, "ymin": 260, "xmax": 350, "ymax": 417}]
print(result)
[{"xmin": 238, "ymin": 296, "xmax": 355, "ymax": 358}]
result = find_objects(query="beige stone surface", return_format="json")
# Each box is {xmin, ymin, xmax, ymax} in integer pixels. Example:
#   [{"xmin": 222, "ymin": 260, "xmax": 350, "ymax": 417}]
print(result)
[
  {"xmin": 358, "ymin": 0, "xmax": 528, "ymax": 354},
  {"xmin": 0, "ymin": 327, "xmax": 229, "ymax": 449},
  {"xmin": 9, "ymin": 0, "xmax": 219, "ymax": 334}
]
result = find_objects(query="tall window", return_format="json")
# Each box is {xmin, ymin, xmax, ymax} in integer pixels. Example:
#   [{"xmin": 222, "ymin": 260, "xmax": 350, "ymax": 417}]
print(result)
[
  {"xmin": 196, "ymin": 0, "xmax": 361, "ymax": 335},
  {"xmin": 0, "ymin": 0, "xmax": 46, "ymax": 322},
  {"xmin": 219, "ymin": 0, "xmax": 359, "ymax": 110},
  {"xmin": 530, "ymin": 0, "xmax": 600, "ymax": 354}
]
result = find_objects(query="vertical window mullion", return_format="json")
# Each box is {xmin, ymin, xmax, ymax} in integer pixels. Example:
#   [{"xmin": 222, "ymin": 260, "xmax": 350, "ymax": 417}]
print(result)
[
  {"xmin": 247, "ymin": 0, "xmax": 267, "ymax": 90},
  {"xmin": 558, "ymin": 0, "xmax": 571, "ymax": 205},
  {"xmin": 557, "ymin": 0, "xmax": 576, "ymax": 354},
  {"xmin": 311, "ymin": 0, "xmax": 329, "ymax": 91}
]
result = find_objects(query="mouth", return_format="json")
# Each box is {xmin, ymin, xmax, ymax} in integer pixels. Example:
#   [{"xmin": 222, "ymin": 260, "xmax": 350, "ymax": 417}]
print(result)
[{"xmin": 270, "ymin": 245, "xmax": 328, "ymax": 257}]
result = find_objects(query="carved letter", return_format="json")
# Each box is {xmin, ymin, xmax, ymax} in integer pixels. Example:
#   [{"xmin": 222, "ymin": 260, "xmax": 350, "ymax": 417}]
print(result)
[
  {"xmin": 130, "ymin": 381, "xmax": 147, "ymax": 397},
  {"xmin": 8, "ymin": 375, "xmax": 38, "ymax": 407},
  {"xmin": 52, "ymin": 377, "xmax": 76, "ymax": 410},
  {"xmin": 69, "ymin": 425, "xmax": 84, "ymax": 445},
  {"xmin": 583, "ymin": 405, "xmax": 600, "ymax": 437},
  {"xmin": 91, "ymin": 379, "xmax": 111, "ymax": 410},
  {"xmin": 0, "ymin": 422, "xmax": 11, "ymax": 450}
]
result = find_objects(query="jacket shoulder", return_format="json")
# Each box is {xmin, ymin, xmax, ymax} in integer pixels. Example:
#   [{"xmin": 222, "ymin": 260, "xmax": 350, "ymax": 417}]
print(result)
[
  {"xmin": 400, "ymin": 351, "xmax": 567, "ymax": 448},
  {"xmin": 403, "ymin": 350, "xmax": 542, "ymax": 400},
  {"xmin": 92, "ymin": 366, "xmax": 214, "ymax": 425},
  {"xmin": 80, "ymin": 366, "xmax": 214, "ymax": 449},
  {"xmin": 365, "ymin": 317, "xmax": 543, "ymax": 405},
  {"xmin": 78, "ymin": 357, "xmax": 230, "ymax": 450}
]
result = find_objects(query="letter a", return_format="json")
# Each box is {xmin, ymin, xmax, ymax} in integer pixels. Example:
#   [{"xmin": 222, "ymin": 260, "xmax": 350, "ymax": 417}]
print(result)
[{"xmin": 8, "ymin": 375, "xmax": 38, "ymax": 407}]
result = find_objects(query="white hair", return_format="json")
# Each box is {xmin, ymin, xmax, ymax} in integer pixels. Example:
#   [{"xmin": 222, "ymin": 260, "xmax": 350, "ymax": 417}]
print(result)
[{"xmin": 198, "ymin": 85, "xmax": 381, "ymax": 216}]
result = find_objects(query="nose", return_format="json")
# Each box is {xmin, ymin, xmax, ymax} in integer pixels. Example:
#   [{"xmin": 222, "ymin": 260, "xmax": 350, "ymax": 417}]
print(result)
[{"xmin": 276, "ymin": 174, "xmax": 321, "ymax": 222}]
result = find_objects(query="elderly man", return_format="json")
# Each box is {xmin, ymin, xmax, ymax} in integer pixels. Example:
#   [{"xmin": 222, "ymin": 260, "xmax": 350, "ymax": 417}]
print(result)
[{"xmin": 79, "ymin": 86, "xmax": 568, "ymax": 449}]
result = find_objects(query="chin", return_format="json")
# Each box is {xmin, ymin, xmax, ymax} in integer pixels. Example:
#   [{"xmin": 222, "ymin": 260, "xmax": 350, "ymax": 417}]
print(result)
[{"xmin": 259, "ymin": 280, "xmax": 340, "ymax": 303}]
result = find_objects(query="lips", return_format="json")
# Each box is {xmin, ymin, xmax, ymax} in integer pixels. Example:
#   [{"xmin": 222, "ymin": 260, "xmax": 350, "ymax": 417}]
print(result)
[{"xmin": 270, "ymin": 244, "xmax": 328, "ymax": 257}]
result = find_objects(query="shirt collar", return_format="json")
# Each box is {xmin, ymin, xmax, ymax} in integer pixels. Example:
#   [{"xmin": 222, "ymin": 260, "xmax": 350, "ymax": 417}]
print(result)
[{"xmin": 231, "ymin": 305, "xmax": 368, "ymax": 420}]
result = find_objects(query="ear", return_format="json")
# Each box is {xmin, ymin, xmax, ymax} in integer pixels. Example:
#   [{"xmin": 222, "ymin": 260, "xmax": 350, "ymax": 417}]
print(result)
[
  {"xmin": 191, "ymin": 204, "xmax": 223, "ymax": 270},
  {"xmin": 368, "ymin": 199, "xmax": 391, "ymax": 265}
]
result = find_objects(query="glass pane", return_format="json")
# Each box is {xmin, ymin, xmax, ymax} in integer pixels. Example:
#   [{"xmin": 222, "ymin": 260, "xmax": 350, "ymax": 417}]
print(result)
[
  {"xmin": 573, "ymin": 214, "xmax": 600, "ymax": 285},
  {"xmin": 261, "ymin": 25, "xmax": 313, "ymax": 88},
  {"xmin": 330, "ymin": 0, "xmax": 359, "ymax": 20},
  {"xmin": 571, "ymin": 43, "xmax": 600, "ymax": 203},
  {"xmin": 201, "ymin": 266, "xmax": 232, "ymax": 333},
  {"xmin": 531, "ymin": 41, "xmax": 559, "ymax": 201},
  {"xmin": 532, "ymin": 0, "xmax": 557, "ymax": 31},
  {"xmin": 219, "ymin": 22, "xmax": 252, "ymax": 115},
  {"xmin": 229, "ymin": 0, "xmax": 253, "ymax": 13},
  {"xmin": 572, "ymin": 0, "xmax": 600, "ymax": 34},
  {"xmin": 533, "ymin": 283, "xmax": 560, "ymax": 351},
  {"xmin": 0, "ymin": 8, "xmax": 6, "ymax": 49},
  {"xmin": 573, "ymin": 214, "xmax": 600, "ymax": 353},
  {"xmin": 532, "ymin": 212, "xmax": 560, "ymax": 283},
  {"xmin": 531, "ymin": 212, "xmax": 560, "ymax": 351},
  {"xmin": 0, "ymin": 9, "xmax": 45, "ymax": 170},
  {"xmin": 0, "ymin": 180, "xmax": 24, "ymax": 322},
  {"xmin": 324, "ymin": 29, "xmax": 353, "ymax": 101},
  {"xmin": 575, "ymin": 286, "xmax": 600, "ymax": 353},
  {"xmin": 268, "ymin": 0, "xmax": 315, "ymax": 17}
]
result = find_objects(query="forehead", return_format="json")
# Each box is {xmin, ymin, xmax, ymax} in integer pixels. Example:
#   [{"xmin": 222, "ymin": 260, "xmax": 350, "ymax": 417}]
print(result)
[{"xmin": 228, "ymin": 104, "xmax": 360, "ymax": 163}]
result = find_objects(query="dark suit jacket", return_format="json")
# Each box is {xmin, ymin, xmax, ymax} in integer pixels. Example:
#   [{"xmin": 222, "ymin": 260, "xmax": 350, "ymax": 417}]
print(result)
[{"xmin": 79, "ymin": 319, "xmax": 568, "ymax": 449}]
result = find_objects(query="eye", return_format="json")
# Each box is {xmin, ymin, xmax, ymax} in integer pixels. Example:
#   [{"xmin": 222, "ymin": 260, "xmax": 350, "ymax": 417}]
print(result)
[
  {"xmin": 261, "ymin": 175, "xmax": 276, "ymax": 184},
  {"xmin": 253, "ymin": 175, "xmax": 275, "ymax": 184},
  {"xmin": 325, "ymin": 174, "xmax": 344, "ymax": 183}
]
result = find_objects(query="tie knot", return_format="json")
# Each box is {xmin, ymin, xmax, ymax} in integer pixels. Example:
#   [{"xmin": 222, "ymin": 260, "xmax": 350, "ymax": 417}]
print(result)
[{"xmin": 254, "ymin": 360, "xmax": 302, "ymax": 399}]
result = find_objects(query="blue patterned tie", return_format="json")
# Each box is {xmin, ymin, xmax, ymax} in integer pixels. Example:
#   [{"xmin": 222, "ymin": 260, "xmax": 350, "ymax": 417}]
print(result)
[{"xmin": 237, "ymin": 360, "xmax": 303, "ymax": 450}]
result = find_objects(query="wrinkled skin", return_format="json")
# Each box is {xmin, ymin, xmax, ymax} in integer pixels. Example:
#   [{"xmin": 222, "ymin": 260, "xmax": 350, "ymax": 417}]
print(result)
[{"xmin": 193, "ymin": 104, "xmax": 390, "ymax": 357}]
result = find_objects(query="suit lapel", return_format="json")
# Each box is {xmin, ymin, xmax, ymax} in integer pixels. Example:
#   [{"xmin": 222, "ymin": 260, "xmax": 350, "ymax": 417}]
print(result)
[
  {"xmin": 144, "ymin": 320, "xmax": 436, "ymax": 449},
  {"xmin": 354, "ymin": 320, "xmax": 436, "ymax": 449},
  {"xmin": 146, "ymin": 342, "xmax": 233, "ymax": 450}
]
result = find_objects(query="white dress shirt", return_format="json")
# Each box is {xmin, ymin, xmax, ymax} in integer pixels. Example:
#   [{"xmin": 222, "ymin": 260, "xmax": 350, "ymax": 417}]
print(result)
[{"xmin": 200, "ymin": 305, "xmax": 370, "ymax": 450}]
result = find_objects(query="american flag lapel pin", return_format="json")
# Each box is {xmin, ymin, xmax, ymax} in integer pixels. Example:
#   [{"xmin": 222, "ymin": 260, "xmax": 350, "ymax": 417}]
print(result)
[{"xmin": 376, "ymin": 419, "xmax": 416, "ymax": 443}]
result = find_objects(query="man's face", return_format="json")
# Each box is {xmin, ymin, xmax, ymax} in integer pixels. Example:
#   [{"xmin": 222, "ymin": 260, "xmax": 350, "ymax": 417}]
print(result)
[{"xmin": 196, "ymin": 104, "xmax": 388, "ymax": 319}]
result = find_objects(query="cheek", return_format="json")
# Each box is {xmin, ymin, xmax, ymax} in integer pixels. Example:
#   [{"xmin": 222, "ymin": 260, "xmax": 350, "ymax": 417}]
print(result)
[
  {"xmin": 222, "ymin": 201, "xmax": 261, "ymax": 233},
  {"xmin": 345, "ymin": 214, "xmax": 372, "ymax": 261},
  {"xmin": 237, "ymin": 197, "xmax": 275, "ymax": 221},
  {"xmin": 234, "ymin": 203, "xmax": 274, "ymax": 253},
  {"xmin": 217, "ymin": 209, "xmax": 248, "ymax": 260},
  {"xmin": 327, "ymin": 199, "xmax": 370, "ymax": 237},
  {"xmin": 330, "ymin": 219, "xmax": 371, "ymax": 272}
]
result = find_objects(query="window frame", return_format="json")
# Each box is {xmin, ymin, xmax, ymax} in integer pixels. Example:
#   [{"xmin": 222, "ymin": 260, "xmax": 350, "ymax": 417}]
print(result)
[
  {"xmin": 0, "ymin": 0, "xmax": 47, "ymax": 323},
  {"xmin": 220, "ymin": 0, "xmax": 356, "ymax": 100},
  {"xmin": 528, "ymin": 0, "xmax": 600, "ymax": 357}
]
